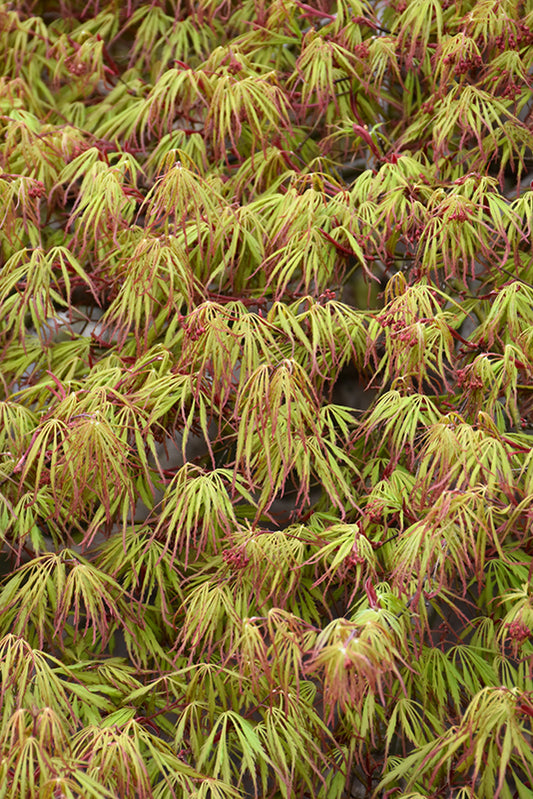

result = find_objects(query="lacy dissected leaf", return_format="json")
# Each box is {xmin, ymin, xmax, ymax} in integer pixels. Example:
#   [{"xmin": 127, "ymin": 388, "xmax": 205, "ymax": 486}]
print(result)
[
  {"xmin": 153, "ymin": 464, "xmax": 255, "ymax": 565},
  {"xmin": 0, "ymin": 551, "xmax": 141, "ymax": 651},
  {"xmin": 307, "ymin": 608, "xmax": 406, "ymax": 717}
]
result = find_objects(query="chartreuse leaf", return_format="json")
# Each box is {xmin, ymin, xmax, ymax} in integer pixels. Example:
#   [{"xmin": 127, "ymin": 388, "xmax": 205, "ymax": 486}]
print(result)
[{"xmin": 0, "ymin": 551, "xmax": 140, "ymax": 652}]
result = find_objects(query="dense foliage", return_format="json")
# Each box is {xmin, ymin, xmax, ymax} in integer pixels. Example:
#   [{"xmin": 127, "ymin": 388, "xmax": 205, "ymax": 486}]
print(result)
[{"xmin": 1, "ymin": 0, "xmax": 533, "ymax": 796}]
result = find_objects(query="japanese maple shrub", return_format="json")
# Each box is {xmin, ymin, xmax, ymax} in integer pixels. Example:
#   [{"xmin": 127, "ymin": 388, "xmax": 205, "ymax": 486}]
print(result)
[{"xmin": 0, "ymin": 0, "xmax": 533, "ymax": 797}]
